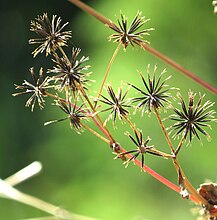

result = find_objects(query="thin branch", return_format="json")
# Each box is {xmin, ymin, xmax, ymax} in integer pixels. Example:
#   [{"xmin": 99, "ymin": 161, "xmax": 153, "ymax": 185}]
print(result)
[
  {"xmin": 123, "ymin": 115, "xmax": 138, "ymax": 134},
  {"xmin": 75, "ymin": 81, "xmax": 117, "ymax": 143},
  {"xmin": 154, "ymin": 108, "xmax": 175, "ymax": 154},
  {"xmin": 175, "ymin": 135, "xmax": 186, "ymax": 156},
  {"xmin": 81, "ymin": 122, "xmax": 110, "ymax": 144},
  {"xmin": 0, "ymin": 179, "xmax": 93, "ymax": 220},
  {"xmin": 68, "ymin": 0, "xmax": 113, "ymax": 26},
  {"xmin": 44, "ymin": 46, "xmax": 203, "ymax": 207},
  {"xmin": 154, "ymin": 108, "xmax": 210, "ymax": 206},
  {"xmin": 45, "ymin": 91, "xmax": 115, "ymax": 144},
  {"xmin": 94, "ymin": 43, "xmax": 121, "ymax": 107},
  {"xmin": 140, "ymin": 42, "xmax": 217, "ymax": 95},
  {"xmin": 0, "ymin": 162, "xmax": 96, "ymax": 220},
  {"xmin": 118, "ymin": 147, "xmax": 200, "ymax": 204}
]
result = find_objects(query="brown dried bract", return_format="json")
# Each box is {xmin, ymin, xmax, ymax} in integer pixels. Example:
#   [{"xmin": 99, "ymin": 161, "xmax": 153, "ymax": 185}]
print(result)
[{"xmin": 198, "ymin": 183, "xmax": 217, "ymax": 206}]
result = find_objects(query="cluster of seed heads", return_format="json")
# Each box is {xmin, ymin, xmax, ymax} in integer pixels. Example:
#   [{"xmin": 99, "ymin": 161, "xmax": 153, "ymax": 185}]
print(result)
[{"xmin": 13, "ymin": 11, "xmax": 217, "ymax": 219}]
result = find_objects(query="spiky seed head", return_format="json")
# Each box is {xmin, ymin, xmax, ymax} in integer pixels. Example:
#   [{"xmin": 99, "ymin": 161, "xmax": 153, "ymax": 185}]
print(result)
[
  {"xmin": 48, "ymin": 47, "xmax": 91, "ymax": 95},
  {"xmin": 13, "ymin": 67, "xmax": 53, "ymax": 111},
  {"xmin": 99, "ymin": 84, "xmax": 131, "ymax": 125},
  {"xmin": 169, "ymin": 91, "xmax": 216, "ymax": 143},
  {"xmin": 29, "ymin": 13, "xmax": 72, "ymax": 57},
  {"xmin": 119, "ymin": 130, "xmax": 168, "ymax": 169},
  {"xmin": 131, "ymin": 64, "xmax": 173, "ymax": 115},
  {"xmin": 108, "ymin": 11, "xmax": 154, "ymax": 48},
  {"xmin": 44, "ymin": 98, "xmax": 87, "ymax": 133}
]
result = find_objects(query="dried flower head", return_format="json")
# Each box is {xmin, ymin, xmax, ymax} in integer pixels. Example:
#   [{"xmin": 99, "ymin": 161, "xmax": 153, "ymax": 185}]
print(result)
[
  {"xmin": 29, "ymin": 13, "xmax": 72, "ymax": 57},
  {"xmin": 44, "ymin": 98, "xmax": 86, "ymax": 132},
  {"xmin": 170, "ymin": 91, "xmax": 216, "ymax": 142},
  {"xmin": 108, "ymin": 11, "xmax": 154, "ymax": 48},
  {"xmin": 193, "ymin": 183, "xmax": 217, "ymax": 220},
  {"xmin": 48, "ymin": 48, "xmax": 91, "ymax": 94},
  {"xmin": 198, "ymin": 183, "xmax": 217, "ymax": 206},
  {"xmin": 119, "ymin": 130, "xmax": 169, "ymax": 168},
  {"xmin": 99, "ymin": 84, "xmax": 131, "ymax": 125},
  {"xmin": 131, "ymin": 64, "xmax": 172, "ymax": 115},
  {"xmin": 13, "ymin": 67, "xmax": 52, "ymax": 111}
]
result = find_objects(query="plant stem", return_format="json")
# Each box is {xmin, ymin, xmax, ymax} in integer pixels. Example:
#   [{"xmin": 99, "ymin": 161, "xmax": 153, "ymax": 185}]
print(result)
[
  {"xmin": 90, "ymin": 115, "xmax": 114, "ymax": 143},
  {"xmin": 45, "ymin": 91, "xmax": 115, "ymax": 145},
  {"xmin": 118, "ymin": 147, "xmax": 200, "ymax": 204},
  {"xmin": 94, "ymin": 43, "xmax": 121, "ymax": 107},
  {"xmin": 77, "ymin": 94, "xmax": 114, "ymax": 145},
  {"xmin": 124, "ymin": 113, "xmax": 195, "ymax": 202},
  {"xmin": 75, "ymin": 81, "xmax": 116, "ymax": 144},
  {"xmin": 45, "ymin": 89, "xmax": 201, "ymax": 205},
  {"xmin": 123, "ymin": 115, "xmax": 138, "ymax": 133},
  {"xmin": 175, "ymin": 135, "xmax": 186, "ymax": 155},
  {"xmin": 4, "ymin": 162, "xmax": 42, "ymax": 187},
  {"xmin": 81, "ymin": 122, "xmax": 110, "ymax": 144},
  {"xmin": 139, "ymin": 42, "xmax": 217, "ymax": 95},
  {"xmin": 44, "ymin": 91, "xmax": 59, "ymax": 99},
  {"xmin": 58, "ymin": 46, "xmax": 70, "ymax": 63},
  {"xmin": 44, "ymin": 79, "xmax": 205, "ymax": 207},
  {"xmin": 68, "ymin": 0, "xmax": 113, "ymax": 25},
  {"xmin": 154, "ymin": 108, "xmax": 209, "ymax": 206},
  {"xmin": 154, "ymin": 108, "xmax": 175, "ymax": 154},
  {"xmin": 0, "ymin": 180, "xmax": 72, "ymax": 219},
  {"xmin": 68, "ymin": 0, "xmax": 217, "ymax": 95},
  {"xmin": 179, "ymin": 169, "xmax": 210, "ymax": 206},
  {"xmin": 1, "ymin": 166, "xmax": 96, "ymax": 220}
]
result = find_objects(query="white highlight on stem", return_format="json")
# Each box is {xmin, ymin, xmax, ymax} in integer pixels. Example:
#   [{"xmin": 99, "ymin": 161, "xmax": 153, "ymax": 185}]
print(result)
[
  {"xmin": 4, "ymin": 161, "xmax": 42, "ymax": 186},
  {"xmin": 0, "ymin": 179, "xmax": 72, "ymax": 219},
  {"xmin": 0, "ymin": 161, "xmax": 96, "ymax": 220}
]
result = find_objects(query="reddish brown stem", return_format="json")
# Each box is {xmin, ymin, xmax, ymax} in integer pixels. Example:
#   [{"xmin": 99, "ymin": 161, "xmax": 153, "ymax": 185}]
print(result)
[
  {"xmin": 119, "ymin": 147, "xmax": 200, "ymax": 204},
  {"xmin": 68, "ymin": 0, "xmax": 113, "ymax": 25},
  {"xmin": 154, "ymin": 107, "xmax": 209, "ymax": 206},
  {"xmin": 140, "ymin": 43, "xmax": 217, "ymax": 95},
  {"xmin": 90, "ymin": 115, "xmax": 113, "ymax": 143}
]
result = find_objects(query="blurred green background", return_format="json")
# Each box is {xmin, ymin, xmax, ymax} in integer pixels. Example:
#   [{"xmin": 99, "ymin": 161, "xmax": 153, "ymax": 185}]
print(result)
[{"xmin": 0, "ymin": 0, "xmax": 217, "ymax": 219}]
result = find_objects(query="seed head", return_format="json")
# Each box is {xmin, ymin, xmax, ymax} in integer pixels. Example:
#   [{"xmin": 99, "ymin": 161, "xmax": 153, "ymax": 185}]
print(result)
[
  {"xmin": 108, "ymin": 11, "xmax": 154, "ymax": 48},
  {"xmin": 119, "ymin": 130, "xmax": 169, "ymax": 169},
  {"xmin": 196, "ymin": 182, "xmax": 217, "ymax": 220},
  {"xmin": 99, "ymin": 84, "xmax": 131, "ymax": 125},
  {"xmin": 44, "ymin": 98, "xmax": 86, "ymax": 133},
  {"xmin": 29, "ymin": 13, "xmax": 72, "ymax": 57},
  {"xmin": 131, "ymin": 64, "xmax": 172, "ymax": 115},
  {"xmin": 48, "ymin": 47, "xmax": 91, "ymax": 94},
  {"xmin": 13, "ymin": 67, "xmax": 52, "ymax": 111},
  {"xmin": 170, "ymin": 91, "xmax": 216, "ymax": 142}
]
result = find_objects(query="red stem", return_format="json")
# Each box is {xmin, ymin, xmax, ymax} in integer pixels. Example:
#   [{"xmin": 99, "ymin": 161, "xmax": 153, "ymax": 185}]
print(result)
[
  {"xmin": 118, "ymin": 147, "xmax": 200, "ymax": 204},
  {"xmin": 90, "ymin": 115, "xmax": 113, "ymax": 143},
  {"xmin": 140, "ymin": 43, "xmax": 217, "ymax": 95}
]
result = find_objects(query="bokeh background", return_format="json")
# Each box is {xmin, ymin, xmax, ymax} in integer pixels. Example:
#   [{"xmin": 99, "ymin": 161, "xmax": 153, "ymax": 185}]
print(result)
[{"xmin": 0, "ymin": 0, "xmax": 217, "ymax": 219}]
